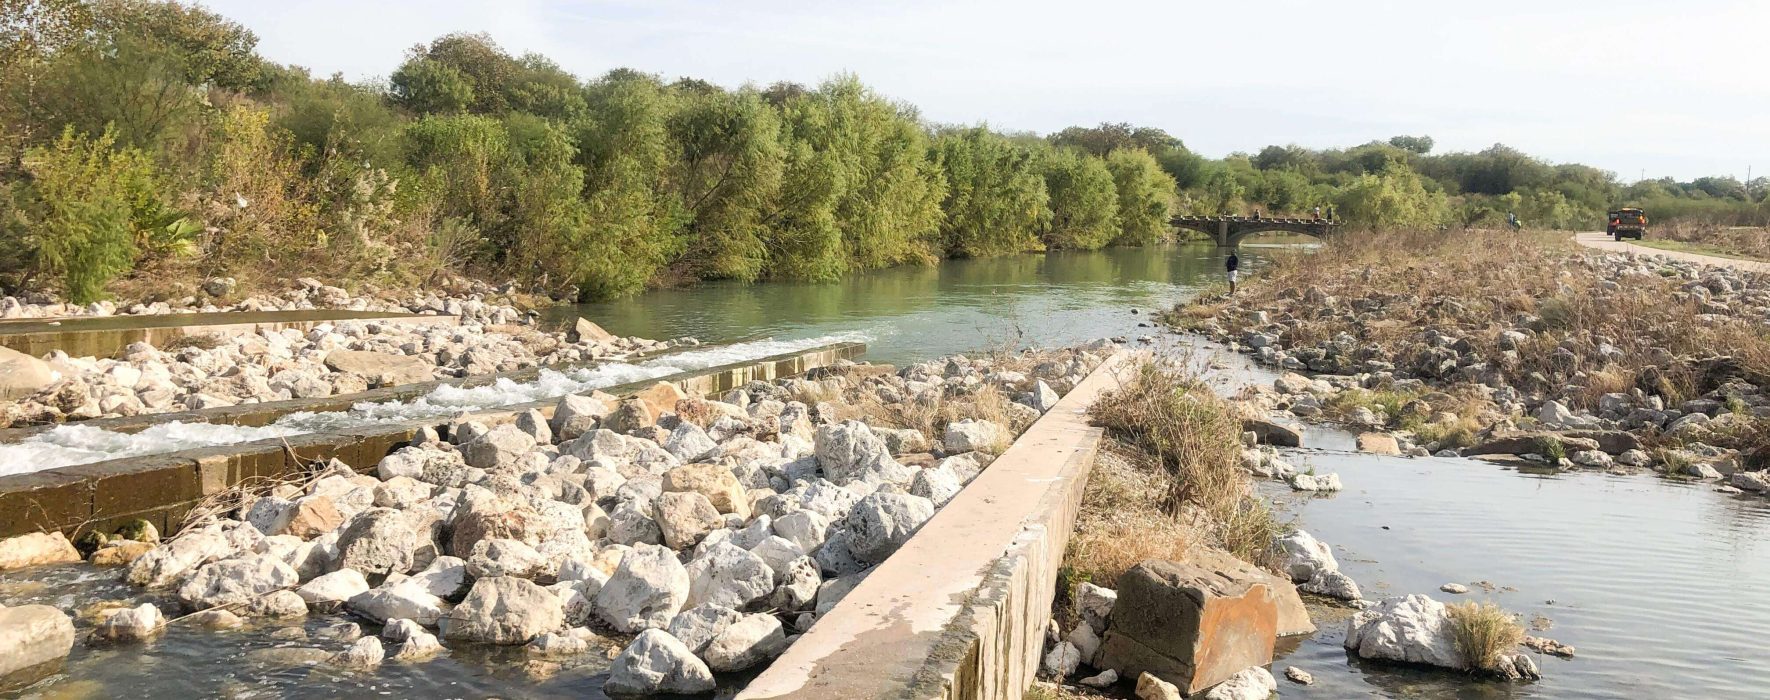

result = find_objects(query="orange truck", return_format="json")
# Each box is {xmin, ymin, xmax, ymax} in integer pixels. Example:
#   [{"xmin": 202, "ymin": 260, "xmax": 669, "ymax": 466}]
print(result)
[{"xmin": 1607, "ymin": 207, "xmax": 1647, "ymax": 240}]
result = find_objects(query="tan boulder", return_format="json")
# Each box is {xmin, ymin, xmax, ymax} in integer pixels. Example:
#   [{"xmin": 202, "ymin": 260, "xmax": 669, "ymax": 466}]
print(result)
[
  {"xmin": 1356, "ymin": 433, "xmax": 1401, "ymax": 455},
  {"xmin": 282, "ymin": 496, "xmax": 344, "ymax": 540},
  {"xmin": 572, "ymin": 318, "xmax": 617, "ymax": 344},
  {"xmin": 0, "ymin": 604, "xmax": 75, "ymax": 683},
  {"xmin": 662, "ymin": 463, "xmax": 751, "ymax": 518},
  {"xmin": 89, "ymin": 541, "xmax": 156, "ymax": 567},
  {"xmin": 323, "ymin": 350, "xmax": 434, "ymax": 388},
  {"xmin": 1098, "ymin": 554, "xmax": 1278, "ymax": 695},
  {"xmin": 0, "ymin": 346, "xmax": 57, "ymax": 401},
  {"xmin": 635, "ymin": 382, "xmax": 690, "ymax": 420},
  {"xmin": 0, "ymin": 532, "xmax": 82, "ymax": 572}
]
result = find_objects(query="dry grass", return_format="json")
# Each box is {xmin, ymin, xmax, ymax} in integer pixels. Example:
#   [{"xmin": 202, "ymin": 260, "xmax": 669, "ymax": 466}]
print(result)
[
  {"xmin": 1446, "ymin": 601, "xmax": 1526, "ymax": 672},
  {"xmin": 1655, "ymin": 222, "xmax": 1770, "ymax": 261},
  {"xmin": 856, "ymin": 383, "xmax": 1024, "ymax": 448},
  {"xmin": 1086, "ymin": 358, "xmax": 1277, "ymax": 564}
]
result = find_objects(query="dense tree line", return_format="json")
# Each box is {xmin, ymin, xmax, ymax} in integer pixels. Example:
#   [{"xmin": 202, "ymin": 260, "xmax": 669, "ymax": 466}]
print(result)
[{"xmin": 0, "ymin": 1, "xmax": 1761, "ymax": 304}]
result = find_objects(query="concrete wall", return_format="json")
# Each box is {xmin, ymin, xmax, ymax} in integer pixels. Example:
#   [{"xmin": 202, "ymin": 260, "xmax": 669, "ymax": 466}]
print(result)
[
  {"xmin": 0, "ymin": 342, "xmax": 864, "ymax": 539},
  {"xmin": 739, "ymin": 352, "xmax": 1127, "ymax": 700}
]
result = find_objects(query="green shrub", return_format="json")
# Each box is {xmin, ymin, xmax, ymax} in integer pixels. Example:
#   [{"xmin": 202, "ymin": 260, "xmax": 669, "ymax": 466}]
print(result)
[{"xmin": 7, "ymin": 126, "xmax": 171, "ymax": 302}]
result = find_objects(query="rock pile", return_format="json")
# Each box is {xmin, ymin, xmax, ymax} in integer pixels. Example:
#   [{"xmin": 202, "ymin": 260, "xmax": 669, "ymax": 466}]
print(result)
[
  {"xmin": 2, "ymin": 318, "xmax": 678, "ymax": 425},
  {"xmin": 94, "ymin": 348, "xmax": 1099, "ymax": 695},
  {"xmin": 1, "ymin": 275, "xmax": 539, "ymax": 322}
]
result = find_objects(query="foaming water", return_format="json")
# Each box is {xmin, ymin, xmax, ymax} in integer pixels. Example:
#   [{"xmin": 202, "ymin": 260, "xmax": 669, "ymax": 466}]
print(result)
[
  {"xmin": 0, "ymin": 333, "xmax": 867, "ymax": 475},
  {"xmin": 1264, "ymin": 451, "xmax": 1770, "ymax": 699}
]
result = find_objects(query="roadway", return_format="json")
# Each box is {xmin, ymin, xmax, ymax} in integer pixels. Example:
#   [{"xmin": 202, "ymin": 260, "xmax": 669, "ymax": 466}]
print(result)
[{"xmin": 1570, "ymin": 230, "xmax": 1770, "ymax": 273}]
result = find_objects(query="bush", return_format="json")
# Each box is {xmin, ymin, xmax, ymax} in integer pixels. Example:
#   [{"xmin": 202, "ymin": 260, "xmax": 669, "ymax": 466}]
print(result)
[
  {"xmin": 933, "ymin": 127, "xmax": 1049, "ymax": 258},
  {"xmin": 1105, "ymin": 148, "xmax": 1177, "ymax": 245},
  {"xmin": 1446, "ymin": 601, "xmax": 1525, "ymax": 672},
  {"xmin": 1040, "ymin": 148, "xmax": 1119, "ymax": 250}
]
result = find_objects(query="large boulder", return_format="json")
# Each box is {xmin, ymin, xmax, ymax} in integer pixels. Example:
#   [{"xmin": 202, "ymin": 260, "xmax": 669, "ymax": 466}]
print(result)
[
  {"xmin": 552, "ymin": 393, "xmax": 612, "ymax": 441},
  {"xmin": 175, "ymin": 555, "xmax": 299, "ymax": 611},
  {"xmin": 594, "ymin": 543, "xmax": 689, "ymax": 633},
  {"xmin": 654, "ymin": 492, "xmax": 723, "ymax": 551},
  {"xmin": 665, "ymin": 603, "xmax": 742, "ymax": 654},
  {"xmin": 843, "ymin": 491, "xmax": 935, "ymax": 562},
  {"xmin": 663, "ymin": 422, "xmax": 718, "ymax": 463},
  {"xmin": 1270, "ymin": 529, "xmax": 1337, "ymax": 583},
  {"xmin": 441, "ymin": 576, "xmax": 564, "ymax": 645},
  {"xmin": 814, "ymin": 421, "xmax": 914, "ymax": 486},
  {"xmin": 1343, "ymin": 594, "xmax": 1461, "ymax": 669},
  {"xmin": 604, "ymin": 629, "xmax": 716, "ymax": 695},
  {"xmin": 0, "ymin": 604, "xmax": 74, "ymax": 681},
  {"xmin": 702, "ymin": 613, "xmax": 788, "ymax": 672},
  {"xmin": 685, "ymin": 542, "xmax": 774, "ymax": 611},
  {"xmin": 661, "ymin": 463, "xmax": 751, "ymax": 518},
  {"xmin": 346, "ymin": 582, "xmax": 451, "ymax": 627},
  {"xmin": 1097, "ymin": 557, "xmax": 1277, "ymax": 695},
  {"xmin": 323, "ymin": 350, "xmax": 433, "ymax": 387},
  {"xmin": 297, "ymin": 569, "xmax": 370, "ymax": 612},
  {"xmin": 0, "ymin": 346, "xmax": 57, "ymax": 401},
  {"xmin": 335, "ymin": 509, "xmax": 417, "ymax": 582},
  {"xmin": 461, "ymin": 424, "xmax": 537, "ymax": 471},
  {"xmin": 0, "ymin": 532, "xmax": 81, "ymax": 572}
]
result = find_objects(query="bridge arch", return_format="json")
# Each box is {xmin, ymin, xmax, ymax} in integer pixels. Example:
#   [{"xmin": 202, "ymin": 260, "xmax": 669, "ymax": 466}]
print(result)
[{"xmin": 1169, "ymin": 215, "xmax": 1340, "ymax": 247}]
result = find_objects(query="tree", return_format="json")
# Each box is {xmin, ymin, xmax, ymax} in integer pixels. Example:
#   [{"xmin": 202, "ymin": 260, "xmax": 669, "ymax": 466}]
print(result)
[
  {"xmin": 390, "ymin": 57, "xmax": 474, "ymax": 114},
  {"xmin": 933, "ymin": 127, "xmax": 1049, "ymax": 257},
  {"xmin": 90, "ymin": 0, "xmax": 265, "ymax": 90},
  {"xmin": 1104, "ymin": 148, "xmax": 1176, "ymax": 245},
  {"xmin": 1051, "ymin": 122, "xmax": 1181, "ymax": 157},
  {"xmin": 666, "ymin": 87, "xmax": 786, "ymax": 281},
  {"xmin": 572, "ymin": 73, "xmax": 686, "ymax": 298},
  {"xmin": 1039, "ymin": 148, "xmax": 1118, "ymax": 250},
  {"xmin": 1388, "ymin": 134, "xmax": 1434, "ymax": 154},
  {"xmin": 1332, "ymin": 163, "xmax": 1448, "ymax": 229}
]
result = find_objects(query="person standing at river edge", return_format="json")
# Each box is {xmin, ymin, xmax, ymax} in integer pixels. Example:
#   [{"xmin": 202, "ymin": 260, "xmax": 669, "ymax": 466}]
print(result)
[{"xmin": 1226, "ymin": 251, "xmax": 1240, "ymax": 295}]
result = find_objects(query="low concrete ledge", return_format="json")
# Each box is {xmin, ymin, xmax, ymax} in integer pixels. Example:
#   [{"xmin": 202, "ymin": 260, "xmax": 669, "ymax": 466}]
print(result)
[
  {"xmin": 0, "ymin": 342, "xmax": 866, "ymax": 539},
  {"xmin": 739, "ymin": 351, "xmax": 1128, "ymax": 700}
]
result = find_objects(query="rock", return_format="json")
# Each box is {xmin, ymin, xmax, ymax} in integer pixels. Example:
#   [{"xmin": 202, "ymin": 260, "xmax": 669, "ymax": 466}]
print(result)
[
  {"xmin": 634, "ymin": 382, "xmax": 690, "ymax": 422},
  {"xmin": 1241, "ymin": 418, "xmax": 1302, "ymax": 447},
  {"xmin": 442, "ymin": 576, "xmax": 564, "ymax": 645},
  {"xmin": 1042, "ymin": 640, "xmax": 1081, "ymax": 677},
  {"xmin": 942, "ymin": 418, "xmax": 1009, "ymax": 453},
  {"xmin": 1683, "ymin": 463, "xmax": 1723, "ymax": 479},
  {"xmin": 297, "ymin": 569, "xmax": 370, "ymax": 612},
  {"xmin": 175, "ymin": 555, "xmax": 299, "ymax": 611},
  {"xmin": 1201, "ymin": 666, "xmax": 1277, "ymax": 700},
  {"xmin": 1299, "ymin": 569, "xmax": 1362, "ymax": 601},
  {"xmin": 92, "ymin": 603, "xmax": 163, "ymax": 642},
  {"xmin": 461, "ymin": 424, "xmax": 538, "ymax": 471},
  {"xmin": 0, "ymin": 346, "xmax": 57, "ymax": 401},
  {"xmin": 1465, "ymin": 433, "xmax": 1600, "ymax": 457},
  {"xmin": 1730, "ymin": 470, "xmax": 1770, "ymax": 492},
  {"xmin": 594, "ymin": 543, "xmax": 689, "ymax": 634},
  {"xmin": 185, "ymin": 608, "xmax": 243, "ymax": 630},
  {"xmin": 1077, "ymin": 582, "xmax": 1117, "ymax": 633},
  {"xmin": 382, "ymin": 618, "xmax": 425, "ymax": 642},
  {"xmin": 1522, "ymin": 634, "xmax": 1575, "ymax": 657},
  {"xmin": 1271, "ymin": 530, "xmax": 1338, "ymax": 583},
  {"xmin": 1283, "ymin": 665, "xmax": 1313, "ymax": 684},
  {"xmin": 1288, "ymin": 472, "xmax": 1343, "ymax": 492},
  {"xmin": 526, "ymin": 630, "xmax": 590, "ymax": 657},
  {"xmin": 686, "ymin": 542, "xmax": 775, "ymax": 611},
  {"xmin": 0, "ymin": 605, "xmax": 75, "ymax": 680},
  {"xmin": 1135, "ymin": 671, "xmax": 1182, "ymax": 700},
  {"xmin": 346, "ymin": 582, "xmax": 451, "ymax": 627},
  {"xmin": 604, "ymin": 629, "xmax": 716, "ymax": 695},
  {"xmin": 1570, "ymin": 450, "xmax": 1613, "ymax": 468},
  {"xmin": 1097, "ymin": 557, "xmax": 1277, "ymax": 695},
  {"xmin": 89, "ymin": 541, "xmax": 155, "ymax": 567},
  {"xmin": 393, "ymin": 631, "xmax": 444, "ymax": 661},
  {"xmin": 662, "ymin": 463, "xmax": 751, "ymax": 517},
  {"xmin": 248, "ymin": 590, "xmax": 309, "ymax": 618},
  {"xmin": 552, "ymin": 393, "xmax": 611, "ymax": 441},
  {"xmin": 336, "ymin": 508, "xmax": 416, "ymax": 582},
  {"xmin": 572, "ymin": 318, "xmax": 617, "ymax": 344},
  {"xmin": 771, "ymin": 510, "xmax": 830, "ymax": 554},
  {"xmin": 768, "ymin": 556, "xmax": 822, "ymax": 612},
  {"xmin": 666, "ymin": 603, "xmax": 742, "ymax": 654},
  {"xmin": 1079, "ymin": 668, "xmax": 1118, "ymax": 688},
  {"xmin": 1066, "ymin": 621, "xmax": 1102, "ymax": 664},
  {"xmin": 282, "ymin": 496, "xmax": 345, "ymax": 540},
  {"xmin": 655, "ymin": 492, "xmax": 724, "ymax": 550},
  {"xmin": 908, "ymin": 464, "xmax": 963, "ymax": 506},
  {"xmin": 328, "ymin": 636, "xmax": 385, "ymax": 670},
  {"xmin": 663, "ymin": 422, "xmax": 719, "ymax": 463},
  {"xmin": 814, "ymin": 421, "xmax": 914, "ymax": 486},
  {"xmin": 324, "ymin": 350, "xmax": 433, "ymax": 387},
  {"xmin": 466, "ymin": 538, "xmax": 548, "ymax": 581},
  {"xmin": 1440, "ymin": 582, "xmax": 1469, "ymax": 594},
  {"xmin": 702, "ymin": 613, "xmax": 788, "ymax": 671},
  {"xmin": 1356, "ymin": 432, "xmax": 1401, "ymax": 455},
  {"xmin": 843, "ymin": 490, "xmax": 935, "ymax": 561},
  {"xmin": 1343, "ymin": 594, "xmax": 1462, "ymax": 669},
  {"xmin": 0, "ymin": 532, "xmax": 82, "ymax": 571}
]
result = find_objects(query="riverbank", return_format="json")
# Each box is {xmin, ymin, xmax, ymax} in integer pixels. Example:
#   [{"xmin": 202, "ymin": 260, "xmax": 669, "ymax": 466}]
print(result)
[
  {"xmin": 0, "ymin": 345, "xmax": 1104, "ymax": 696},
  {"xmin": 1170, "ymin": 228, "xmax": 1770, "ymax": 496}
]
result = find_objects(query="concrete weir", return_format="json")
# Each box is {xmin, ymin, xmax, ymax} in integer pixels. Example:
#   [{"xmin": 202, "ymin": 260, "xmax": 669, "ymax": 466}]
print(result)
[
  {"xmin": 0, "ymin": 342, "xmax": 863, "ymax": 539},
  {"xmin": 0, "ymin": 310, "xmax": 459, "ymax": 358},
  {"xmin": 740, "ymin": 352, "xmax": 1127, "ymax": 700}
]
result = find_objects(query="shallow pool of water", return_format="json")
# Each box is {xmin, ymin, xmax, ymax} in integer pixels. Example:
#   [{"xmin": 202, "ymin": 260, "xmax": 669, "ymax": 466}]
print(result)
[{"xmin": 1263, "ymin": 450, "xmax": 1770, "ymax": 699}]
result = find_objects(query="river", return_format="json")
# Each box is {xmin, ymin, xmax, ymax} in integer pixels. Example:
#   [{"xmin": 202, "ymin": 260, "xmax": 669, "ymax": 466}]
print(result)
[{"xmin": 7, "ymin": 238, "xmax": 1764, "ymax": 698}]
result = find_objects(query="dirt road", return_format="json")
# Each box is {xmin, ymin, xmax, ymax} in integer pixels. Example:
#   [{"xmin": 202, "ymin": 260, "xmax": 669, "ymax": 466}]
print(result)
[{"xmin": 1571, "ymin": 230, "xmax": 1770, "ymax": 272}]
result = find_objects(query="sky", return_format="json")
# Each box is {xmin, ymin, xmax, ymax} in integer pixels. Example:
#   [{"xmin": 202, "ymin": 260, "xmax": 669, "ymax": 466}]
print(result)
[{"xmin": 202, "ymin": 0, "xmax": 1770, "ymax": 182}]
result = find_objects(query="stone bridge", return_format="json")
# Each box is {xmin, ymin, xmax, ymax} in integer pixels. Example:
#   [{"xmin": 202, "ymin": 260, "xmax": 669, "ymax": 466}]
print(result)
[{"xmin": 1172, "ymin": 215, "xmax": 1341, "ymax": 247}]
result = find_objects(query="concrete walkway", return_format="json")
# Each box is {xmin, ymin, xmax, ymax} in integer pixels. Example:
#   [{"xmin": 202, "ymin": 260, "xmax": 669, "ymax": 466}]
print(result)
[{"xmin": 1571, "ymin": 230, "xmax": 1770, "ymax": 272}]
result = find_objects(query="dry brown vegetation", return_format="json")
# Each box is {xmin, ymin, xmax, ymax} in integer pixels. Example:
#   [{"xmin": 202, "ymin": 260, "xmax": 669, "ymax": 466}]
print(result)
[
  {"xmin": 1653, "ymin": 222, "xmax": 1770, "ymax": 261},
  {"xmin": 1446, "ymin": 601, "xmax": 1527, "ymax": 672}
]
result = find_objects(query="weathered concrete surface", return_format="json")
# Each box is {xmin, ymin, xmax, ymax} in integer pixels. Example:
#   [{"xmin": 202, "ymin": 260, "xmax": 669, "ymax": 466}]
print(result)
[
  {"xmin": 1097, "ymin": 552, "xmax": 1278, "ymax": 694},
  {"xmin": 737, "ymin": 352, "xmax": 1125, "ymax": 700},
  {"xmin": 0, "ymin": 342, "xmax": 865, "ymax": 539}
]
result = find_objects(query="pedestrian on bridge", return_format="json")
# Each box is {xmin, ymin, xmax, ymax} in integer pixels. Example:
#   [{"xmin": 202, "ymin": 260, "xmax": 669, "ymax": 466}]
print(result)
[
  {"xmin": 1225, "ymin": 251, "xmax": 1240, "ymax": 295},
  {"xmin": 1312, "ymin": 205, "xmax": 1321, "ymax": 219}
]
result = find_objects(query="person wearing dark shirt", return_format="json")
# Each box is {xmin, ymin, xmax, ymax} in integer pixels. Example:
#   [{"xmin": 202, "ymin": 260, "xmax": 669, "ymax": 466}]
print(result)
[{"xmin": 1226, "ymin": 251, "xmax": 1240, "ymax": 295}]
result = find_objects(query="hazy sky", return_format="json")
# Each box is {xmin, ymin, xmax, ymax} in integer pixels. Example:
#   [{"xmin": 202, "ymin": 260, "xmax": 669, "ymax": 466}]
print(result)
[{"xmin": 204, "ymin": 0, "xmax": 1769, "ymax": 182}]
